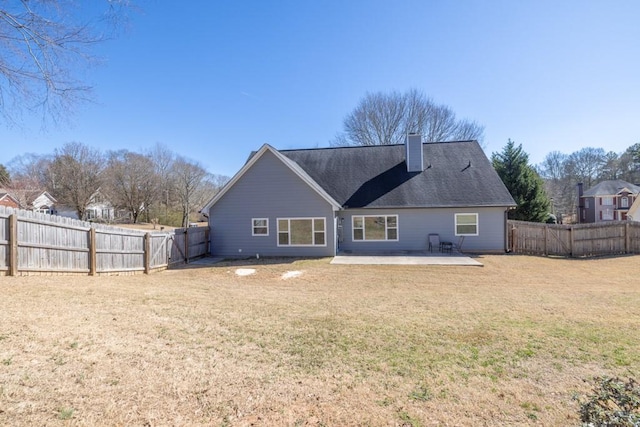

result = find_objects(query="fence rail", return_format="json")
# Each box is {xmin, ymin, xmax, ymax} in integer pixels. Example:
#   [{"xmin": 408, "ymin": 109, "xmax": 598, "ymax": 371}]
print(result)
[
  {"xmin": 0, "ymin": 206, "xmax": 209, "ymax": 276},
  {"xmin": 508, "ymin": 220, "xmax": 640, "ymax": 257}
]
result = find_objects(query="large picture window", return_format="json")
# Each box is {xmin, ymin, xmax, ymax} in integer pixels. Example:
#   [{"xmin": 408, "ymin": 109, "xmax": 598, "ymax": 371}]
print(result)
[
  {"xmin": 455, "ymin": 213, "xmax": 478, "ymax": 236},
  {"xmin": 352, "ymin": 215, "xmax": 398, "ymax": 241},
  {"xmin": 277, "ymin": 218, "xmax": 326, "ymax": 246},
  {"xmin": 252, "ymin": 218, "xmax": 269, "ymax": 236}
]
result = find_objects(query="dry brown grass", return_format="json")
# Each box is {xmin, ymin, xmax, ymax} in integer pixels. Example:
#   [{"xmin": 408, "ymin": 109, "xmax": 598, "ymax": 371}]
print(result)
[{"xmin": 1, "ymin": 254, "xmax": 639, "ymax": 426}]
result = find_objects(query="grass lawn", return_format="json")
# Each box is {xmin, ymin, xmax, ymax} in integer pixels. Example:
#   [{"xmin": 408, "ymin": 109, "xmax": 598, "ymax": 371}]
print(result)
[{"xmin": 1, "ymin": 254, "xmax": 639, "ymax": 426}]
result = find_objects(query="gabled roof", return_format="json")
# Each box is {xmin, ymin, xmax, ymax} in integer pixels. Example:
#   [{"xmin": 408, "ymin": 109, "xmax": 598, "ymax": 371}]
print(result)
[
  {"xmin": 202, "ymin": 144, "xmax": 342, "ymax": 212},
  {"xmin": 0, "ymin": 192, "xmax": 20, "ymax": 205},
  {"xmin": 279, "ymin": 141, "xmax": 515, "ymax": 208},
  {"xmin": 582, "ymin": 179, "xmax": 640, "ymax": 197},
  {"xmin": 0, "ymin": 188, "xmax": 56, "ymax": 209},
  {"xmin": 203, "ymin": 140, "xmax": 515, "ymax": 212},
  {"xmin": 628, "ymin": 197, "xmax": 640, "ymax": 221}
]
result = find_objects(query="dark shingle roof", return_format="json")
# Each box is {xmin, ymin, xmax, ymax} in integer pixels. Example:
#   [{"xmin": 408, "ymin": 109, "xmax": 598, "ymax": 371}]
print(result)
[
  {"xmin": 279, "ymin": 141, "xmax": 515, "ymax": 208},
  {"xmin": 583, "ymin": 179, "xmax": 640, "ymax": 197}
]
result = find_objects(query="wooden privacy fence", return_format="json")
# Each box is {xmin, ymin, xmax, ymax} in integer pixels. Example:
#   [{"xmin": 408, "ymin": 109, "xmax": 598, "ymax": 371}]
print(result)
[
  {"xmin": 0, "ymin": 206, "xmax": 209, "ymax": 276},
  {"xmin": 508, "ymin": 220, "xmax": 640, "ymax": 257}
]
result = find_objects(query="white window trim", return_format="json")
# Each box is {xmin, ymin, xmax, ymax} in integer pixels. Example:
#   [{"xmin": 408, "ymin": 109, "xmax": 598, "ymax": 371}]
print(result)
[
  {"xmin": 276, "ymin": 217, "xmax": 326, "ymax": 247},
  {"xmin": 602, "ymin": 196, "xmax": 614, "ymax": 206},
  {"xmin": 621, "ymin": 197, "xmax": 629, "ymax": 208},
  {"xmin": 455, "ymin": 213, "xmax": 479, "ymax": 236},
  {"xmin": 352, "ymin": 215, "xmax": 399, "ymax": 242},
  {"xmin": 252, "ymin": 218, "xmax": 269, "ymax": 236},
  {"xmin": 602, "ymin": 208, "xmax": 614, "ymax": 221}
]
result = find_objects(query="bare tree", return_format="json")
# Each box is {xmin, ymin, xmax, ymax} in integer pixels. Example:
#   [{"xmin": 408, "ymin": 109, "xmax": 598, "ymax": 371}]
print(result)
[
  {"xmin": 47, "ymin": 142, "xmax": 104, "ymax": 219},
  {"xmin": 148, "ymin": 143, "xmax": 176, "ymax": 224},
  {"xmin": 332, "ymin": 89, "xmax": 484, "ymax": 146},
  {"xmin": 566, "ymin": 147, "xmax": 606, "ymax": 188},
  {"xmin": 598, "ymin": 151, "xmax": 622, "ymax": 181},
  {"xmin": 170, "ymin": 157, "xmax": 209, "ymax": 228},
  {"xmin": 6, "ymin": 152, "xmax": 51, "ymax": 187},
  {"xmin": 0, "ymin": 1, "xmax": 130, "ymax": 125},
  {"xmin": 538, "ymin": 151, "xmax": 575, "ymax": 220},
  {"xmin": 104, "ymin": 150, "xmax": 159, "ymax": 223}
]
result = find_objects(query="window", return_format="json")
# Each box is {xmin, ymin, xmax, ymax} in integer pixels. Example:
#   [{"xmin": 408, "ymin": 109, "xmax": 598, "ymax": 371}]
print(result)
[
  {"xmin": 455, "ymin": 213, "xmax": 479, "ymax": 236},
  {"xmin": 277, "ymin": 218, "xmax": 325, "ymax": 246},
  {"xmin": 585, "ymin": 199, "xmax": 590, "ymax": 209},
  {"xmin": 252, "ymin": 218, "xmax": 269, "ymax": 236},
  {"xmin": 602, "ymin": 209, "xmax": 613, "ymax": 220},
  {"xmin": 602, "ymin": 197, "xmax": 613, "ymax": 206},
  {"xmin": 621, "ymin": 197, "xmax": 629, "ymax": 208},
  {"xmin": 352, "ymin": 215, "xmax": 398, "ymax": 241}
]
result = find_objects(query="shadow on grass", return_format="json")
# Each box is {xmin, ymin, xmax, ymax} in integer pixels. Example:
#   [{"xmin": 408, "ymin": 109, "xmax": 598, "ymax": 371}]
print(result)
[{"xmin": 171, "ymin": 256, "xmax": 331, "ymax": 270}]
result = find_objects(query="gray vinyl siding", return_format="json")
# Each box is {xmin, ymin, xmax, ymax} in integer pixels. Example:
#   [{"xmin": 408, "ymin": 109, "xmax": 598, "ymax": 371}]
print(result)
[
  {"xmin": 209, "ymin": 150, "xmax": 336, "ymax": 257},
  {"xmin": 339, "ymin": 207, "xmax": 508, "ymax": 253}
]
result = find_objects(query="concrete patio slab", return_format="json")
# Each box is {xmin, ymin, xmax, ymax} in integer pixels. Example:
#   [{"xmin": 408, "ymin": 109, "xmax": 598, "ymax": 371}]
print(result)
[{"xmin": 330, "ymin": 253, "xmax": 483, "ymax": 266}]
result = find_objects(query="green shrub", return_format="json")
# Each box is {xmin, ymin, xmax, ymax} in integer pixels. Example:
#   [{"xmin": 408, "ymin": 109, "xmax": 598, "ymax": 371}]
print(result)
[{"xmin": 575, "ymin": 376, "xmax": 640, "ymax": 426}]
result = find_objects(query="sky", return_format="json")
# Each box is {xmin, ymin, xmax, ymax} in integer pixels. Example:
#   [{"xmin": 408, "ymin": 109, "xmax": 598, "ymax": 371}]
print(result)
[{"xmin": 1, "ymin": 0, "xmax": 639, "ymax": 178}]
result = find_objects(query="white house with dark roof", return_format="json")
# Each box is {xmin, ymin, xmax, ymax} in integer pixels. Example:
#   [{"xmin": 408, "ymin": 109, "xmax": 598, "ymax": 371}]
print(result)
[
  {"xmin": 202, "ymin": 136, "xmax": 516, "ymax": 257},
  {"xmin": 577, "ymin": 179, "xmax": 640, "ymax": 223}
]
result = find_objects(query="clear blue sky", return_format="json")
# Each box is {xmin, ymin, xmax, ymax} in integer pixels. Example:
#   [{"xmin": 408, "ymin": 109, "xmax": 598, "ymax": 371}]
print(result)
[{"xmin": 1, "ymin": 0, "xmax": 638, "ymax": 177}]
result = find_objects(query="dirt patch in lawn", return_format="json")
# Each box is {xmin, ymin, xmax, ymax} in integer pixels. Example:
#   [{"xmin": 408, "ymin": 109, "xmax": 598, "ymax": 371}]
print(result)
[{"xmin": 1, "ymin": 255, "xmax": 639, "ymax": 426}]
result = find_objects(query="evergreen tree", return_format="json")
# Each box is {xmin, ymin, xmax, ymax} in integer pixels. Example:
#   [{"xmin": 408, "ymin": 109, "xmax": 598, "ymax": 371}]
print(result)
[
  {"xmin": 0, "ymin": 164, "xmax": 10, "ymax": 186},
  {"xmin": 492, "ymin": 139, "xmax": 551, "ymax": 222}
]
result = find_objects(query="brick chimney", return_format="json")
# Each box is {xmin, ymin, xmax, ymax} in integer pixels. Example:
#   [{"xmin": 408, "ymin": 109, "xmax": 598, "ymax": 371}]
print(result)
[{"xmin": 577, "ymin": 182, "xmax": 584, "ymax": 223}]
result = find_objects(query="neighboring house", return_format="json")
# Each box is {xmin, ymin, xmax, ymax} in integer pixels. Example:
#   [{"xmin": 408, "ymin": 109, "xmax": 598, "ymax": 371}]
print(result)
[
  {"xmin": 0, "ymin": 191, "xmax": 20, "ymax": 208},
  {"xmin": 0, "ymin": 189, "xmax": 58, "ymax": 213},
  {"xmin": 202, "ymin": 136, "xmax": 516, "ymax": 257},
  {"xmin": 30, "ymin": 191, "xmax": 58, "ymax": 214},
  {"xmin": 577, "ymin": 180, "xmax": 640, "ymax": 223},
  {"xmin": 626, "ymin": 196, "xmax": 640, "ymax": 222},
  {"xmin": 57, "ymin": 189, "xmax": 128, "ymax": 222},
  {"xmin": 85, "ymin": 189, "xmax": 116, "ymax": 221}
]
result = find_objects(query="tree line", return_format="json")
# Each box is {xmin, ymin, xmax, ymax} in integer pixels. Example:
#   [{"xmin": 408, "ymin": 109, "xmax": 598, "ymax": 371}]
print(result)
[{"xmin": 1, "ymin": 142, "xmax": 229, "ymax": 227}]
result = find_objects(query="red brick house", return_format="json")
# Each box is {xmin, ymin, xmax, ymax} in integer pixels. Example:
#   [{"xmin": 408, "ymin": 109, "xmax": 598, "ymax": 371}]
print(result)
[
  {"xmin": 0, "ymin": 191, "xmax": 20, "ymax": 208},
  {"xmin": 577, "ymin": 179, "xmax": 640, "ymax": 223}
]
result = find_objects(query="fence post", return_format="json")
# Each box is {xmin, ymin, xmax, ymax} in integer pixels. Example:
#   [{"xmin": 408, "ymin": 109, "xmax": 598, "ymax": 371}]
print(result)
[
  {"xmin": 205, "ymin": 226, "xmax": 210, "ymax": 255},
  {"xmin": 543, "ymin": 224, "xmax": 548, "ymax": 256},
  {"xmin": 511, "ymin": 226, "xmax": 517, "ymax": 253},
  {"xmin": 9, "ymin": 214, "xmax": 18, "ymax": 276},
  {"xmin": 89, "ymin": 227, "xmax": 97, "ymax": 276},
  {"xmin": 184, "ymin": 228, "xmax": 189, "ymax": 264},
  {"xmin": 569, "ymin": 226, "xmax": 574, "ymax": 257},
  {"xmin": 625, "ymin": 222, "xmax": 630, "ymax": 254},
  {"xmin": 144, "ymin": 233, "xmax": 151, "ymax": 274}
]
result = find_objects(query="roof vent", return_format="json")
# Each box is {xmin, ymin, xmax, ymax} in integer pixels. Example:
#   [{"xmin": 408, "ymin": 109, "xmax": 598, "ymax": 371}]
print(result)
[{"xmin": 405, "ymin": 134, "xmax": 423, "ymax": 172}]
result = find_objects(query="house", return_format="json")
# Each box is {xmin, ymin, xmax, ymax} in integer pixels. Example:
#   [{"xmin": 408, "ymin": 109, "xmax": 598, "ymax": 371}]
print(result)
[
  {"xmin": 577, "ymin": 180, "xmax": 640, "ymax": 223},
  {"xmin": 85, "ymin": 189, "xmax": 117, "ymax": 221},
  {"xmin": 29, "ymin": 191, "xmax": 58, "ymax": 214},
  {"xmin": 625, "ymin": 195, "xmax": 640, "ymax": 222},
  {"xmin": 202, "ymin": 136, "xmax": 516, "ymax": 257},
  {"xmin": 0, "ymin": 191, "xmax": 20, "ymax": 208},
  {"xmin": 56, "ymin": 189, "xmax": 129, "ymax": 222},
  {"xmin": 0, "ymin": 188, "xmax": 57, "ymax": 213}
]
